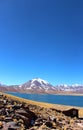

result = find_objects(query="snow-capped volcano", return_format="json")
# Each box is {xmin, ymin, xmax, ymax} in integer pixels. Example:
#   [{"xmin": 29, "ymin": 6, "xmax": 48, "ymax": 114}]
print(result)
[
  {"xmin": 30, "ymin": 78, "xmax": 50, "ymax": 88},
  {"xmin": 0, "ymin": 78, "xmax": 83, "ymax": 94},
  {"xmin": 31, "ymin": 78, "xmax": 49, "ymax": 85},
  {"xmin": 19, "ymin": 78, "xmax": 57, "ymax": 93}
]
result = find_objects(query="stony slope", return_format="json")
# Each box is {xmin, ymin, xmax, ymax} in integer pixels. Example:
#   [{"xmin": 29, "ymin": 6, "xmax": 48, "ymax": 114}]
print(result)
[{"xmin": 0, "ymin": 93, "xmax": 83, "ymax": 130}]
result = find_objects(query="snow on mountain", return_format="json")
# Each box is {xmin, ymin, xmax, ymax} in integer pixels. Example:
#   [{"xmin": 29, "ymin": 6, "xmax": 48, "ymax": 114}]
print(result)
[
  {"xmin": 0, "ymin": 82, "xmax": 6, "ymax": 87},
  {"xmin": 18, "ymin": 79, "xmax": 83, "ymax": 93},
  {"xmin": 56, "ymin": 84, "xmax": 83, "ymax": 92},
  {"xmin": 0, "ymin": 78, "xmax": 83, "ymax": 94},
  {"xmin": 19, "ymin": 78, "xmax": 57, "ymax": 93},
  {"xmin": 31, "ymin": 78, "xmax": 49, "ymax": 85}
]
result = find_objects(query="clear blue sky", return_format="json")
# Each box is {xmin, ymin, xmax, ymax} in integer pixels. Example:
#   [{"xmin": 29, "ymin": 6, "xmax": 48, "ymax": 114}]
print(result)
[{"xmin": 0, "ymin": 0, "xmax": 83, "ymax": 85}]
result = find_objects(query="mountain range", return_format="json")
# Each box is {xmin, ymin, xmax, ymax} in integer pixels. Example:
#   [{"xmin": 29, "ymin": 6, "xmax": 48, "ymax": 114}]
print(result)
[{"xmin": 0, "ymin": 78, "xmax": 83, "ymax": 94}]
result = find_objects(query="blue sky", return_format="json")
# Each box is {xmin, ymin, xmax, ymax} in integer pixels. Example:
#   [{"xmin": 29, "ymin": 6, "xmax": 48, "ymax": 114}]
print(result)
[{"xmin": 0, "ymin": 0, "xmax": 83, "ymax": 85}]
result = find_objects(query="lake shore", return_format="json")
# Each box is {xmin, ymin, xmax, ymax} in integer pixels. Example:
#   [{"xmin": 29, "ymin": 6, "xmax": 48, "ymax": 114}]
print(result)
[
  {"xmin": 0, "ymin": 92, "xmax": 83, "ymax": 130},
  {"xmin": 6, "ymin": 91, "xmax": 83, "ymax": 96},
  {"xmin": 54, "ymin": 92, "xmax": 83, "ymax": 96},
  {"xmin": 2, "ymin": 92, "xmax": 83, "ymax": 111}
]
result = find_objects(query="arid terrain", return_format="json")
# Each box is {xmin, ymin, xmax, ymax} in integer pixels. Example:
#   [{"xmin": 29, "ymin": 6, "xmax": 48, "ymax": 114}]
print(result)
[{"xmin": 0, "ymin": 92, "xmax": 83, "ymax": 130}]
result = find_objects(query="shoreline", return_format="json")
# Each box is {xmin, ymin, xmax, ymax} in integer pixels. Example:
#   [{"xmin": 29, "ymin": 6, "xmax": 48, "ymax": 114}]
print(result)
[
  {"xmin": 54, "ymin": 93, "xmax": 83, "ymax": 97},
  {"xmin": 6, "ymin": 91, "xmax": 83, "ymax": 96},
  {"xmin": 3, "ymin": 92, "xmax": 83, "ymax": 96},
  {"xmin": 54, "ymin": 93, "xmax": 83, "ymax": 96},
  {"xmin": 2, "ymin": 92, "xmax": 83, "ymax": 111}
]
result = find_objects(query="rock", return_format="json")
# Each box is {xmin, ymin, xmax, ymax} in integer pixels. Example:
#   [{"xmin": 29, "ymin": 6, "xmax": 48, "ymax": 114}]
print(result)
[
  {"xmin": 45, "ymin": 121, "xmax": 53, "ymax": 128},
  {"xmin": 29, "ymin": 126, "xmax": 38, "ymax": 130},
  {"xmin": 15, "ymin": 109, "xmax": 28, "ymax": 117},
  {"xmin": 1, "ymin": 108, "xmax": 6, "ymax": 115},
  {"xmin": 0, "ymin": 121, "xmax": 3, "ymax": 129},
  {"xmin": 23, "ymin": 104, "xmax": 29, "ymax": 112},
  {"xmin": 35, "ymin": 121, "xmax": 43, "ymax": 126},
  {"xmin": 0, "ymin": 116, "xmax": 5, "ymax": 121},
  {"xmin": 7, "ymin": 121, "xmax": 17, "ymax": 126},
  {"xmin": 15, "ymin": 109, "xmax": 37, "ymax": 127},
  {"xmin": 56, "ymin": 121, "xmax": 63, "ymax": 128},
  {"xmin": 6, "ymin": 105, "xmax": 14, "ymax": 109},
  {"xmin": 0, "ymin": 94, "xmax": 3, "ymax": 97},
  {"xmin": 18, "ymin": 119, "xmax": 24, "ymax": 124},
  {"xmin": 36, "ymin": 118, "xmax": 43, "ymax": 122},
  {"xmin": 13, "ymin": 104, "xmax": 22, "ymax": 109},
  {"xmin": 49, "ymin": 116, "xmax": 56, "ymax": 123},
  {"xmin": 30, "ymin": 119, "xmax": 35, "ymax": 126},
  {"xmin": 0, "ymin": 105, "xmax": 4, "ymax": 109},
  {"xmin": 53, "ymin": 118, "xmax": 56, "ymax": 123},
  {"xmin": 38, "ymin": 124, "xmax": 51, "ymax": 130},
  {"xmin": 4, "ymin": 121, "xmax": 21, "ymax": 130},
  {"xmin": 8, "ymin": 126, "xmax": 20, "ymax": 130},
  {"xmin": 3, "ymin": 99, "xmax": 7, "ymax": 104},
  {"xmin": 5, "ymin": 117, "xmax": 13, "ymax": 122},
  {"xmin": 14, "ymin": 113, "xmax": 30, "ymax": 127}
]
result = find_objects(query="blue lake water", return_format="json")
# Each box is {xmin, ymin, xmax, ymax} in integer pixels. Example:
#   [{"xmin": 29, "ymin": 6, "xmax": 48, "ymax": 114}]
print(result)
[{"xmin": 6, "ymin": 92, "xmax": 83, "ymax": 107}]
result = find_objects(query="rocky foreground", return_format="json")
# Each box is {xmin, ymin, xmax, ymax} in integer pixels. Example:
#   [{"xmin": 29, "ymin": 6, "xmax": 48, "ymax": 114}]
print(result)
[{"xmin": 0, "ymin": 94, "xmax": 83, "ymax": 130}]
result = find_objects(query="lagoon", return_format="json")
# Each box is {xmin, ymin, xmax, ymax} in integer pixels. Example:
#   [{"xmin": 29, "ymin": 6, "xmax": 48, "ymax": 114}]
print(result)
[{"xmin": 6, "ymin": 92, "xmax": 83, "ymax": 107}]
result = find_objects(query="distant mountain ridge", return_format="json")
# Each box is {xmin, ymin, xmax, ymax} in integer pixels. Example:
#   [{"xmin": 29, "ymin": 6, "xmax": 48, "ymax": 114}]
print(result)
[
  {"xmin": 56, "ymin": 84, "xmax": 83, "ymax": 93},
  {"xmin": 18, "ymin": 78, "xmax": 57, "ymax": 93},
  {"xmin": 0, "ymin": 78, "xmax": 83, "ymax": 94}
]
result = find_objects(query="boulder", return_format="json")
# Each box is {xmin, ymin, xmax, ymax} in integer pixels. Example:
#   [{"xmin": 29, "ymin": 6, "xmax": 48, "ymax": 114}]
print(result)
[{"xmin": 45, "ymin": 121, "xmax": 53, "ymax": 128}]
